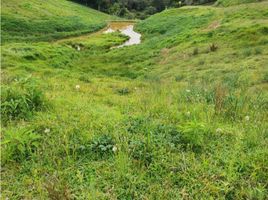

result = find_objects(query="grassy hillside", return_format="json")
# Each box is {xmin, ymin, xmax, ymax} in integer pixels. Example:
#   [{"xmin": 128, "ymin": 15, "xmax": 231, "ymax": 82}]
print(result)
[
  {"xmin": 1, "ymin": 0, "xmax": 268, "ymax": 199},
  {"xmin": 1, "ymin": 0, "xmax": 114, "ymax": 43},
  {"xmin": 216, "ymin": 0, "xmax": 267, "ymax": 6}
]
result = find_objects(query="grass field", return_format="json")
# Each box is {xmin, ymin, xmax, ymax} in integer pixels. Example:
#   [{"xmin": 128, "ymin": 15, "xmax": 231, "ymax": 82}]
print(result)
[
  {"xmin": 1, "ymin": 0, "xmax": 268, "ymax": 199},
  {"xmin": 1, "ymin": 0, "xmax": 115, "ymax": 43},
  {"xmin": 215, "ymin": 0, "xmax": 267, "ymax": 6}
]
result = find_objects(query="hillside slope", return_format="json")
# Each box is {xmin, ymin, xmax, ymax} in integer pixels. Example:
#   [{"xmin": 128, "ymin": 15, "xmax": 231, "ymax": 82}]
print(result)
[
  {"xmin": 1, "ymin": 0, "xmax": 114, "ymax": 42},
  {"xmin": 216, "ymin": 0, "xmax": 268, "ymax": 6},
  {"xmin": 1, "ymin": 1, "xmax": 268, "ymax": 199}
]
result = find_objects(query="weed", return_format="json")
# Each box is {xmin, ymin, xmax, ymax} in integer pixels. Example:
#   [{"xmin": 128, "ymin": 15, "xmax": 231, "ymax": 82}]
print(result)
[
  {"xmin": 263, "ymin": 72, "xmax": 268, "ymax": 83},
  {"xmin": 79, "ymin": 75, "xmax": 92, "ymax": 83},
  {"xmin": 193, "ymin": 47, "xmax": 199, "ymax": 56},
  {"xmin": 87, "ymin": 134, "xmax": 116, "ymax": 159},
  {"xmin": 1, "ymin": 81, "xmax": 47, "ymax": 124},
  {"xmin": 1, "ymin": 128, "xmax": 41, "ymax": 164},
  {"xmin": 129, "ymin": 140, "xmax": 153, "ymax": 167},
  {"xmin": 117, "ymin": 87, "xmax": 130, "ymax": 95},
  {"xmin": 175, "ymin": 75, "xmax": 184, "ymax": 82},
  {"xmin": 209, "ymin": 43, "xmax": 218, "ymax": 52}
]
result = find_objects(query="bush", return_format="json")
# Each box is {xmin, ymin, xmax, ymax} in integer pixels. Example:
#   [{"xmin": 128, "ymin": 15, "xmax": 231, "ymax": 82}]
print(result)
[
  {"xmin": 1, "ymin": 128, "xmax": 41, "ymax": 164},
  {"xmin": 1, "ymin": 80, "xmax": 47, "ymax": 124}
]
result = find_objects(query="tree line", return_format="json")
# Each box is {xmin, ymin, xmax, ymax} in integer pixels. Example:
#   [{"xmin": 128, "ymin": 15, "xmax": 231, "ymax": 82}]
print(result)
[{"xmin": 71, "ymin": 0, "xmax": 216, "ymax": 19}]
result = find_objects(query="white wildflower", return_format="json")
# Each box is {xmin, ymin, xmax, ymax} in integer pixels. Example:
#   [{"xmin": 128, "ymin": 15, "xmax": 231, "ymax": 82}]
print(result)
[
  {"xmin": 75, "ymin": 85, "xmax": 80, "ymax": 90},
  {"xmin": 44, "ymin": 128, "xmax": 50, "ymax": 133},
  {"xmin": 216, "ymin": 128, "xmax": 222, "ymax": 134},
  {"xmin": 112, "ymin": 146, "xmax": 117, "ymax": 152},
  {"xmin": 77, "ymin": 46, "xmax": 81, "ymax": 51},
  {"xmin": 186, "ymin": 89, "xmax": 191, "ymax": 93},
  {"xmin": 245, "ymin": 116, "xmax": 250, "ymax": 121}
]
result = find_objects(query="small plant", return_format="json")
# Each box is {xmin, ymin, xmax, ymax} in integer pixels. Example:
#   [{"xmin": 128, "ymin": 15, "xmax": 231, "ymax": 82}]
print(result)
[
  {"xmin": 192, "ymin": 47, "xmax": 199, "ymax": 56},
  {"xmin": 117, "ymin": 87, "xmax": 130, "ymax": 95},
  {"xmin": 45, "ymin": 176, "xmax": 72, "ymax": 200},
  {"xmin": 89, "ymin": 134, "xmax": 115, "ymax": 159},
  {"xmin": 214, "ymin": 84, "xmax": 228, "ymax": 114},
  {"xmin": 177, "ymin": 122, "xmax": 209, "ymax": 153},
  {"xmin": 198, "ymin": 59, "xmax": 205, "ymax": 65},
  {"xmin": 79, "ymin": 75, "xmax": 91, "ymax": 83},
  {"xmin": 254, "ymin": 48, "xmax": 262, "ymax": 55},
  {"xmin": 175, "ymin": 75, "xmax": 184, "ymax": 82},
  {"xmin": 1, "ymin": 128, "xmax": 41, "ymax": 164},
  {"xmin": 242, "ymin": 48, "xmax": 252, "ymax": 57},
  {"xmin": 125, "ymin": 116, "xmax": 148, "ymax": 134},
  {"xmin": 262, "ymin": 72, "xmax": 268, "ymax": 83},
  {"xmin": 209, "ymin": 43, "xmax": 218, "ymax": 52}
]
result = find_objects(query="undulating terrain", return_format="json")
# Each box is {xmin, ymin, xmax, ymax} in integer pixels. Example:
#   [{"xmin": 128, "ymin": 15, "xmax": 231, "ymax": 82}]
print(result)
[{"xmin": 1, "ymin": 0, "xmax": 268, "ymax": 199}]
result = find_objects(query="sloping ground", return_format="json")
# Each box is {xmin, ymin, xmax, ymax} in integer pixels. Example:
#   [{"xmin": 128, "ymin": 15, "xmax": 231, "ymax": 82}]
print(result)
[
  {"xmin": 216, "ymin": 0, "xmax": 268, "ymax": 6},
  {"xmin": 1, "ymin": 1, "xmax": 268, "ymax": 199},
  {"xmin": 1, "ymin": 0, "xmax": 115, "ymax": 43}
]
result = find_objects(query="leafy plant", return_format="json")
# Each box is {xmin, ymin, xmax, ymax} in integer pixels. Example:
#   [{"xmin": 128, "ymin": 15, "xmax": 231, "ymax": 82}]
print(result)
[
  {"xmin": 1, "ymin": 80, "xmax": 47, "ymax": 124},
  {"xmin": 76, "ymin": 134, "xmax": 116, "ymax": 159},
  {"xmin": 117, "ymin": 87, "xmax": 130, "ymax": 95},
  {"xmin": 177, "ymin": 122, "xmax": 210, "ymax": 153},
  {"xmin": 1, "ymin": 128, "xmax": 41, "ymax": 164}
]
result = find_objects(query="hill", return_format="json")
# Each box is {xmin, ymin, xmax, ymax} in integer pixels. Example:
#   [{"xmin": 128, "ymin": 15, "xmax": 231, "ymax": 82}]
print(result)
[
  {"xmin": 1, "ymin": 0, "xmax": 268, "ymax": 199},
  {"xmin": 216, "ymin": 0, "xmax": 267, "ymax": 6},
  {"xmin": 1, "ymin": 0, "xmax": 115, "ymax": 42}
]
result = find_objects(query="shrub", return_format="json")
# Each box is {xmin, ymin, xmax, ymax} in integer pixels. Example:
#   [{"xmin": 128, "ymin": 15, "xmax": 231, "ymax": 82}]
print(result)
[
  {"xmin": 1, "ymin": 128, "xmax": 41, "ymax": 164},
  {"xmin": 1, "ymin": 80, "xmax": 47, "ymax": 124}
]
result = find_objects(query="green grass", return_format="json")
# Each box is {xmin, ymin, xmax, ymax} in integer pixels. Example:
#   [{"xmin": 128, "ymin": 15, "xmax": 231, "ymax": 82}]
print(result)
[
  {"xmin": 1, "ymin": 0, "xmax": 268, "ymax": 199},
  {"xmin": 215, "ymin": 0, "xmax": 268, "ymax": 6},
  {"xmin": 1, "ymin": 0, "xmax": 116, "ymax": 43}
]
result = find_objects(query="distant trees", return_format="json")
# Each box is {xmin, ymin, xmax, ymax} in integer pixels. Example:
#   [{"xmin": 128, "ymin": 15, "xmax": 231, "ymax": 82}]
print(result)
[{"xmin": 71, "ymin": 0, "xmax": 216, "ymax": 18}]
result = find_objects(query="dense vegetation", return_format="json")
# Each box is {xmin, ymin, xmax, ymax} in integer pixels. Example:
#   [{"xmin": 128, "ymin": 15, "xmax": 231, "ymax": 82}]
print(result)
[
  {"xmin": 1, "ymin": 0, "xmax": 268, "ymax": 199},
  {"xmin": 72, "ymin": 0, "xmax": 216, "ymax": 19}
]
